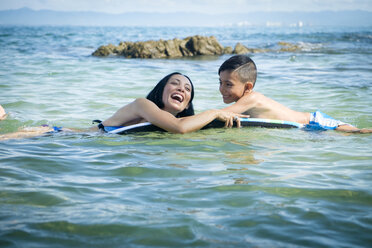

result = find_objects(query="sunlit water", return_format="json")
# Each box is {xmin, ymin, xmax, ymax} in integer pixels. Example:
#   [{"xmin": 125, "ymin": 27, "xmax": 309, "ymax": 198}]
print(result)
[{"xmin": 0, "ymin": 26, "xmax": 371, "ymax": 247}]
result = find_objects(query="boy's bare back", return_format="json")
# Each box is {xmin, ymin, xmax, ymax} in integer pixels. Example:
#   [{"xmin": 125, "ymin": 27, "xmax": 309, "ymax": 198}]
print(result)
[{"xmin": 226, "ymin": 91, "xmax": 311, "ymax": 124}]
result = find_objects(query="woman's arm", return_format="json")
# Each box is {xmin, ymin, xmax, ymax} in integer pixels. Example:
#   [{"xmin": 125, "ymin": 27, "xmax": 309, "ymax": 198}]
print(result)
[
  {"xmin": 103, "ymin": 98, "xmax": 247, "ymax": 134},
  {"xmin": 0, "ymin": 105, "xmax": 6, "ymax": 120},
  {"xmin": 336, "ymin": 124, "xmax": 372, "ymax": 133}
]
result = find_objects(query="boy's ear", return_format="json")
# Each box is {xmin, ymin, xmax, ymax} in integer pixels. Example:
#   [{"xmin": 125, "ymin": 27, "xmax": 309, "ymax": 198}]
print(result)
[{"xmin": 244, "ymin": 82, "xmax": 254, "ymax": 92}]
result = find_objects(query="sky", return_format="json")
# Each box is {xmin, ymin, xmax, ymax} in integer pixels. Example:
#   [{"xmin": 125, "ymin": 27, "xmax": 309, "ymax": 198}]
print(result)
[{"xmin": 0, "ymin": 0, "xmax": 372, "ymax": 13}]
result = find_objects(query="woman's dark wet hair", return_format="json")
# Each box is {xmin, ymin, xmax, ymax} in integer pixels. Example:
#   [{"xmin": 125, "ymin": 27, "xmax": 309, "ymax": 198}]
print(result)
[{"xmin": 146, "ymin": 72, "xmax": 195, "ymax": 117}]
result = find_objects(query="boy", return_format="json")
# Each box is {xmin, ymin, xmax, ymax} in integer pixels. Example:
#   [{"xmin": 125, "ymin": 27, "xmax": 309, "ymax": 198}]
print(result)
[{"xmin": 218, "ymin": 55, "xmax": 372, "ymax": 133}]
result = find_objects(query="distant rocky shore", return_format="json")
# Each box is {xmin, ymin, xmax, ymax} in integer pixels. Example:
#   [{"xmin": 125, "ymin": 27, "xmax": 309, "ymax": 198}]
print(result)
[{"xmin": 92, "ymin": 35, "xmax": 306, "ymax": 59}]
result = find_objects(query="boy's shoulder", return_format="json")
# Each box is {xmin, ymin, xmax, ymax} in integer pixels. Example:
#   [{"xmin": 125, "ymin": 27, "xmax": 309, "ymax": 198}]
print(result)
[
  {"xmin": 239, "ymin": 91, "xmax": 265, "ymax": 102},
  {"xmin": 236, "ymin": 91, "xmax": 274, "ymax": 111},
  {"xmin": 231, "ymin": 91, "xmax": 262, "ymax": 110}
]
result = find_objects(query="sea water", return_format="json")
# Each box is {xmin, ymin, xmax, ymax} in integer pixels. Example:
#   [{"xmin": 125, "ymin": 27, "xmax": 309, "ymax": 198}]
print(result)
[{"xmin": 0, "ymin": 25, "xmax": 371, "ymax": 247}]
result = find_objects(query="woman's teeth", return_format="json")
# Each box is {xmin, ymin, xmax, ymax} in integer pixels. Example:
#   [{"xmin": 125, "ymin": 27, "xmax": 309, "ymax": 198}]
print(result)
[{"xmin": 171, "ymin": 93, "xmax": 183, "ymax": 102}]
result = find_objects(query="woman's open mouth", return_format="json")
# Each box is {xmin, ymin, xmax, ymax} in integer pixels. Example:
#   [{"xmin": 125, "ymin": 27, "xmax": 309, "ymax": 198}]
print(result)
[{"xmin": 171, "ymin": 93, "xmax": 184, "ymax": 103}]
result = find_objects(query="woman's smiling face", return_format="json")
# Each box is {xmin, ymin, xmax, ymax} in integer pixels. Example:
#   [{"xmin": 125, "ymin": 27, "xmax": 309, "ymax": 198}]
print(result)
[{"xmin": 161, "ymin": 74, "xmax": 192, "ymax": 115}]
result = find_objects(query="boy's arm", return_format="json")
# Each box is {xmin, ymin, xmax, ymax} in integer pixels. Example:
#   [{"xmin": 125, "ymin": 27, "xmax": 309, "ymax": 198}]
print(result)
[{"xmin": 221, "ymin": 96, "xmax": 255, "ymax": 114}]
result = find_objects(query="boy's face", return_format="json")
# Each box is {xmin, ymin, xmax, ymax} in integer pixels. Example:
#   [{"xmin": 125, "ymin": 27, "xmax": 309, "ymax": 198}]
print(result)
[{"xmin": 219, "ymin": 70, "xmax": 247, "ymax": 104}]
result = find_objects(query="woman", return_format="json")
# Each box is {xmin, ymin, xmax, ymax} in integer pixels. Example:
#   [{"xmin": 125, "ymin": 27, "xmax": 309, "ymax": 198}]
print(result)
[
  {"xmin": 0, "ymin": 72, "xmax": 246, "ymax": 140},
  {"xmin": 95, "ymin": 72, "xmax": 246, "ymax": 134}
]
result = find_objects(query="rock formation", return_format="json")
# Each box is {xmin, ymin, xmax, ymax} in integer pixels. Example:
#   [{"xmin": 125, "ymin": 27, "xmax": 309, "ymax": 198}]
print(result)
[
  {"xmin": 92, "ymin": 35, "xmax": 225, "ymax": 59},
  {"xmin": 92, "ymin": 35, "xmax": 307, "ymax": 58}
]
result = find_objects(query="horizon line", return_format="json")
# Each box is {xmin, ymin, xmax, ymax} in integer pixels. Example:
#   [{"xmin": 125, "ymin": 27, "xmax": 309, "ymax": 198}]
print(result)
[{"xmin": 1, "ymin": 7, "xmax": 372, "ymax": 15}]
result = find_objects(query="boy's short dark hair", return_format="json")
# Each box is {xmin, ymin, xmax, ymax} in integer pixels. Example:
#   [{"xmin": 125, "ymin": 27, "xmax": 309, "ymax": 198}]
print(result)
[{"xmin": 218, "ymin": 55, "xmax": 257, "ymax": 87}]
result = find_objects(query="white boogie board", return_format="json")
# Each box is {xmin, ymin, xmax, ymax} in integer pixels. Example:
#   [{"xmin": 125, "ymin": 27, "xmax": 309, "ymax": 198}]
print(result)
[{"xmin": 108, "ymin": 118, "xmax": 304, "ymax": 135}]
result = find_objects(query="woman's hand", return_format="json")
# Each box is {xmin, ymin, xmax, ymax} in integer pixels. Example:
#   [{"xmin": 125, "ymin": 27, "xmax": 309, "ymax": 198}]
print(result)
[{"xmin": 214, "ymin": 110, "xmax": 249, "ymax": 128}]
